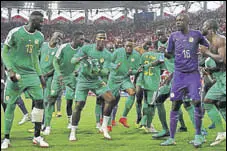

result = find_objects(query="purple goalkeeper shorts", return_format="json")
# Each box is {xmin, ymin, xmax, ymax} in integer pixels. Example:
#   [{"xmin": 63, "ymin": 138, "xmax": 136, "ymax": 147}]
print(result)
[{"xmin": 170, "ymin": 70, "xmax": 201, "ymax": 101}]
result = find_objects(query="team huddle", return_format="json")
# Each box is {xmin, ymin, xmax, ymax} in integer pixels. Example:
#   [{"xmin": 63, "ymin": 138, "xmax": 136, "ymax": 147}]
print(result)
[{"xmin": 1, "ymin": 11, "xmax": 226, "ymax": 149}]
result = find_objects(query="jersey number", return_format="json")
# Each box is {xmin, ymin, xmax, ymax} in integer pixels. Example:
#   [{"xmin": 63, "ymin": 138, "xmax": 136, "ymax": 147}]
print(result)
[
  {"xmin": 26, "ymin": 44, "xmax": 33, "ymax": 54},
  {"xmin": 183, "ymin": 50, "xmax": 190, "ymax": 58},
  {"xmin": 144, "ymin": 60, "xmax": 153, "ymax": 76}
]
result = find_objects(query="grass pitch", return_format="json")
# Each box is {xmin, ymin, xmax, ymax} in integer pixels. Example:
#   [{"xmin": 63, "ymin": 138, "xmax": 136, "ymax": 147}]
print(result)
[{"xmin": 1, "ymin": 95, "xmax": 226, "ymax": 151}]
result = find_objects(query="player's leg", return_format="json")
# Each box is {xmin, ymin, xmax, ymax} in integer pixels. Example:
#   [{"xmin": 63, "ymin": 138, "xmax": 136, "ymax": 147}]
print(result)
[
  {"xmin": 95, "ymin": 96, "xmax": 103, "ymax": 129},
  {"xmin": 119, "ymin": 79, "xmax": 136, "ymax": 128},
  {"xmin": 41, "ymin": 76, "xmax": 52, "ymax": 133},
  {"xmin": 178, "ymin": 108, "xmax": 187, "ymax": 132},
  {"xmin": 16, "ymin": 96, "xmax": 30, "ymax": 125},
  {"xmin": 187, "ymin": 72, "xmax": 205, "ymax": 148},
  {"xmin": 216, "ymin": 100, "xmax": 226, "ymax": 121},
  {"xmin": 1, "ymin": 83, "xmax": 7, "ymax": 111},
  {"xmin": 202, "ymin": 82, "xmax": 216, "ymax": 129},
  {"xmin": 70, "ymin": 88, "xmax": 88, "ymax": 141},
  {"xmin": 56, "ymin": 90, "xmax": 62, "ymax": 117},
  {"xmin": 119, "ymin": 88, "xmax": 135, "ymax": 128},
  {"xmin": 153, "ymin": 93, "xmax": 170, "ymax": 138},
  {"xmin": 161, "ymin": 100, "xmax": 182, "ymax": 146},
  {"xmin": 99, "ymin": 90, "xmax": 116, "ymax": 140},
  {"xmin": 28, "ymin": 80, "xmax": 49, "ymax": 147},
  {"xmin": 135, "ymin": 85, "xmax": 143, "ymax": 126},
  {"xmin": 65, "ymin": 86, "xmax": 75, "ymax": 129},
  {"xmin": 111, "ymin": 94, "xmax": 120, "ymax": 126},
  {"xmin": 1, "ymin": 78, "xmax": 24, "ymax": 149},
  {"xmin": 145, "ymin": 90, "xmax": 156, "ymax": 133},
  {"xmin": 44, "ymin": 76, "xmax": 61, "ymax": 132}
]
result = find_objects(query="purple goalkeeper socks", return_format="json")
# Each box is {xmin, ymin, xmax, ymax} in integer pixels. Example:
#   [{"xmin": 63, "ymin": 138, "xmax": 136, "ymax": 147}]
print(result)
[
  {"xmin": 195, "ymin": 107, "xmax": 203, "ymax": 135},
  {"xmin": 170, "ymin": 111, "xmax": 179, "ymax": 138}
]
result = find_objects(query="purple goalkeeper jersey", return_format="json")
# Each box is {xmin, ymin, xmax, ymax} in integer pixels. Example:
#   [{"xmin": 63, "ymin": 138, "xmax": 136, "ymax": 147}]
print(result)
[{"xmin": 167, "ymin": 30, "xmax": 209, "ymax": 72}]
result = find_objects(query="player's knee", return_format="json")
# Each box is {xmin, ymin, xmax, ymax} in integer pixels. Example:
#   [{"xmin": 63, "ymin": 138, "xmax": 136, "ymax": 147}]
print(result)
[
  {"xmin": 31, "ymin": 107, "xmax": 44, "ymax": 122},
  {"xmin": 127, "ymin": 89, "xmax": 136, "ymax": 96},
  {"xmin": 171, "ymin": 101, "xmax": 183, "ymax": 111},
  {"xmin": 34, "ymin": 100, "xmax": 44, "ymax": 109},
  {"xmin": 102, "ymin": 91, "xmax": 116, "ymax": 104},
  {"xmin": 75, "ymin": 102, "xmax": 85, "ymax": 111}
]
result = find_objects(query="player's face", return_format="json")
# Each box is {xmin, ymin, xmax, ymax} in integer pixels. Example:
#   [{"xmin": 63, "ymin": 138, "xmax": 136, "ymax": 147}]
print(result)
[
  {"xmin": 106, "ymin": 43, "xmax": 114, "ymax": 52},
  {"xmin": 31, "ymin": 15, "xmax": 43, "ymax": 31},
  {"xmin": 52, "ymin": 32, "xmax": 63, "ymax": 45},
  {"xmin": 159, "ymin": 34, "xmax": 167, "ymax": 43},
  {"xmin": 176, "ymin": 15, "xmax": 187, "ymax": 31},
  {"xmin": 96, "ymin": 36, "xmax": 107, "ymax": 51},
  {"xmin": 75, "ymin": 35, "xmax": 85, "ymax": 47},
  {"xmin": 202, "ymin": 21, "xmax": 210, "ymax": 36},
  {"xmin": 125, "ymin": 42, "xmax": 133, "ymax": 54}
]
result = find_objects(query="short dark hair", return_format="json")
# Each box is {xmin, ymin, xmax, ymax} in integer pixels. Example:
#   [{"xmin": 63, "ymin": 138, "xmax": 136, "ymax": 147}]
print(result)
[
  {"xmin": 72, "ymin": 31, "xmax": 84, "ymax": 39},
  {"xmin": 206, "ymin": 19, "xmax": 219, "ymax": 31},
  {"xmin": 30, "ymin": 11, "xmax": 44, "ymax": 17}
]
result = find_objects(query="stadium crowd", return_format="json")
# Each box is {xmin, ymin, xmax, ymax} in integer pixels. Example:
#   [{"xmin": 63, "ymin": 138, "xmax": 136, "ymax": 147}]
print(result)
[{"xmin": 1, "ymin": 8, "xmax": 226, "ymax": 44}]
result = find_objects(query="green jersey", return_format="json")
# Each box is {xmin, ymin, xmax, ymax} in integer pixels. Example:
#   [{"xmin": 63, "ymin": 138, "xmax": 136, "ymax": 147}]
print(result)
[
  {"xmin": 75, "ymin": 44, "xmax": 112, "ymax": 82},
  {"xmin": 54, "ymin": 43, "xmax": 80, "ymax": 77},
  {"xmin": 3, "ymin": 26, "xmax": 44, "ymax": 75},
  {"xmin": 158, "ymin": 41, "xmax": 168, "ymax": 50},
  {"xmin": 109, "ymin": 48, "xmax": 140, "ymax": 81},
  {"xmin": 140, "ymin": 51, "xmax": 163, "ymax": 91},
  {"xmin": 40, "ymin": 42, "xmax": 58, "ymax": 75}
]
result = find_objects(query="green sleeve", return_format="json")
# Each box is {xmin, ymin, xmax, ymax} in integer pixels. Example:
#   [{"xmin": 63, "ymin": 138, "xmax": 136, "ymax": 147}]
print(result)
[
  {"xmin": 1, "ymin": 45, "xmax": 14, "ymax": 71},
  {"xmin": 2, "ymin": 28, "xmax": 17, "ymax": 71}
]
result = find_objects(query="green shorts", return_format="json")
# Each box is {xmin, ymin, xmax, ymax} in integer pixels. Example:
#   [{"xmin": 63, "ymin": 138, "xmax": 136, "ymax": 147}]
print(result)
[
  {"xmin": 50, "ymin": 74, "xmax": 76, "ymax": 98},
  {"xmin": 4, "ymin": 74, "xmax": 43, "ymax": 105},
  {"xmin": 75, "ymin": 79, "xmax": 110, "ymax": 101},
  {"xmin": 108, "ymin": 77, "xmax": 135, "ymax": 97},
  {"xmin": 144, "ymin": 90, "xmax": 156, "ymax": 105},
  {"xmin": 205, "ymin": 72, "xmax": 226, "ymax": 101},
  {"xmin": 65, "ymin": 86, "xmax": 75, "ymax": 100}
]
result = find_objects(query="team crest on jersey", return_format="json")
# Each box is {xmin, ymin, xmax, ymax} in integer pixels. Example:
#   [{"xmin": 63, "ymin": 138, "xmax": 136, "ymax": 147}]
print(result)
[
  {"xmin": 35, "ymin": 39, "xmax": 39, "ymax": 44},
  {"xmin": 131, "ymin": 58, "xmax": 135, "ymax": 62},
  {"xmin": 5, "ymin": 96, "xmax": 9, "ymax": 101},
  {"xmin": 170, "ymin": 93, "xmax": 175, "ymax": 98},
  {"xmin": 100, "ymin": 58, "xmax": 105, "ymax": 63},
  {"xmin": 189, "ymin": 37, "xmax": 194, "ymax": 43},
  {"xmin": 51, "ymin": 52, "xmax": 55, "ymax": 55}
]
